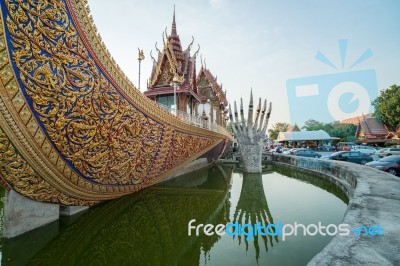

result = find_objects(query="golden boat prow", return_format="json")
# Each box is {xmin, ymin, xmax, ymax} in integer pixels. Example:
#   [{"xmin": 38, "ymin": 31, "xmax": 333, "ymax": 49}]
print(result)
[{"xmin": 0, "ymin": 0, "xmax": 232, "ymax": 205}]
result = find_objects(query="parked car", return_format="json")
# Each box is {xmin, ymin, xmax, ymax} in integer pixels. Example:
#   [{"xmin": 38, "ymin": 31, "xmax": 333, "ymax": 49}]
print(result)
[
  {"xmin": 289, "ymin": 148, "xmax": 304, "ymax": 155},
  {"xmin": 377, "ymin": 148, "xmax": 400, "ymax": 157},
  {"xmin": 366, "ymin": 155, "xmax": 400, "ymax": 176},
  {"xmin": 291, "ymin": 148, "xmax": 321, "ymax": 158},
  {"xmin": 270, "ymin": 147, "xmax": 283, "ymax": 153},
  {"xmin": 351, "ymin": 145, "xmax": 376, "ymax": 155},
  {"xmin": 374, "ymin": 147, "xmax": 385, "ymax": 153},
  {"xmin": 326, "ymin": 151, "xmax": 373, "ymax": 165},
  {"xmin": 281, "ymin": 148, "xmax": 290, "ymax": 154},
  {"xmin": 319, "ymin": 145, "xmax": 335, "ymax": 151}
]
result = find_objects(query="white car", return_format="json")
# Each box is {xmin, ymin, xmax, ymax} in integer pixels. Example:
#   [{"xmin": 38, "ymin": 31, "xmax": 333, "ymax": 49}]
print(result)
[
  {"xmin": 351, "ymin": 145, "xmax": 376, "ymax": 155},
  {"xmin": 377, "ymin": 147, "xmax": 400, "ymax": 157}
]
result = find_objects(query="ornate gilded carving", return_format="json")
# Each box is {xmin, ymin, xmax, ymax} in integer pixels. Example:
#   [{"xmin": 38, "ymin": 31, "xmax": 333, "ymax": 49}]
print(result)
[
  {"xmin": 0, "ymin": 0, "xmax": 231, "ymax": 204},
  {"xmin": 0, "ymin": 126, "xmax": 97, "ymax": 205},
  {"xmin": 197, "ymin": 67, "xmax": 227, "ymax": 106},
  {"xmin": 159, "ymin": 63, "xmax": 174, "ymax": 85}
]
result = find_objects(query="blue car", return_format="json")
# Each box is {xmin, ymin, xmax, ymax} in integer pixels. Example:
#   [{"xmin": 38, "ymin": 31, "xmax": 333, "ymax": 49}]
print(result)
[
  {"xmin": 366, "ymin": 155, "xmax": 400, "ymax": 176},
  {"xmin": 291, "ymin": 148, "xmax": 321, "ymax": 158},
  {"xmin": 326, "ymin": 151, "xmax": 373, "ymax": 165}
]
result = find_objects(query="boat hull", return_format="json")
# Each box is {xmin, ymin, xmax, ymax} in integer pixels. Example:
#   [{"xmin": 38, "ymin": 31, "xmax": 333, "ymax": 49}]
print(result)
[{"xmin": 0, "ymin": 0, "xmax": 231, "ymax": 205}]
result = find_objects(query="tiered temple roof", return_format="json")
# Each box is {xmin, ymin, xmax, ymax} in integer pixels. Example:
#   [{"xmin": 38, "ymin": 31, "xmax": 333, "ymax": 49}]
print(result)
[
  {"xmin": 144, "ymin": 7, "xmax": 228, "ymax": 127},
  {"xmin": 144, "ymin": 8, "xmax": 200, "ymax": 101},
  {"xmin": 342, "ymin": 114, "xmax": 399, "ymax": 144},
  {"xmin": 197, "ymin": 66, "xmax": 228, "ymax": 106},
  {"xmin": 340, "ymin": 113, "xmax": 373, "ymax": 125},
  {"xmin": 356, "ymin": 115, "xmax": 388, "ymax": 139}
]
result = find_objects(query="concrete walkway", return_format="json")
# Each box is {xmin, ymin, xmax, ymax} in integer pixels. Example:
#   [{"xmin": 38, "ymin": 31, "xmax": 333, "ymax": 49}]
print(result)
[{"xmin": 272, "ymin": 154, "xmax": 400, "ymax": 265}]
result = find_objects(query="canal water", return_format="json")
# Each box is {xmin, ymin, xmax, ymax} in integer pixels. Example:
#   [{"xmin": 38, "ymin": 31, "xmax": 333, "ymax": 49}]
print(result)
[{"xmin": 0, "ymin": 164, "xmax": 348, "ymax": 266}]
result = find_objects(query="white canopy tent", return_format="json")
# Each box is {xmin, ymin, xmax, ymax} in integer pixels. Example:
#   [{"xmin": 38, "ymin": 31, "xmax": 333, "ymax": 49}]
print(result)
[{"xmin": 277, "ymin": 130, "xmax": 333, "ymax": 142}]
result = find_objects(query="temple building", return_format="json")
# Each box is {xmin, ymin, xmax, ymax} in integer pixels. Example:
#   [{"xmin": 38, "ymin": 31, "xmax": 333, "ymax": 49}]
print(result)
[
  {"xmin": 144, "ymin": 8, "xmax": 200, "ymax": 115},
  {"xmin": 196, "ymin": 65, "xmax": 228, "ymax": 127},
  {"xmin": 341, "ymin": 114, "xmax": 399, "ymax": 145},
  {"xmin": 355, "ymin": 115, "xmax": 389, "ymax": 144},
  {"xmin": 144, "ymin": 8, "xmax": 228, "ymax": 127}
]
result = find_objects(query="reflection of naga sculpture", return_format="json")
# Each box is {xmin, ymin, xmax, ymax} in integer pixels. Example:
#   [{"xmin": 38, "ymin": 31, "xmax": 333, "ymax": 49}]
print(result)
[
  {"xmin": 229, "ymin": 90, "xmax": 272, "ymax": 173},
  {"xmin": 232, "ymin": 173, "xmax": 278, "ymax": 262},
  {"xmin": 0, "ymin": 0, "xmax": 231, "ymax": 206}
]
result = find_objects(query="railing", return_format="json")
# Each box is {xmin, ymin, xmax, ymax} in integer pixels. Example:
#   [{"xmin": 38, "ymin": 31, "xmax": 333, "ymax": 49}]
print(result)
[{"xmin": 156, "ymin": 103, "xmax": 231, "ymax": 137}]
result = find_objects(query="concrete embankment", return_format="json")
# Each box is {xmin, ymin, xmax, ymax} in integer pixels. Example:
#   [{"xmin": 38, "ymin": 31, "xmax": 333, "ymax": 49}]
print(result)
[{"xmin": 272, "ymin": 154, "xmax": 400, "ymax": 265}]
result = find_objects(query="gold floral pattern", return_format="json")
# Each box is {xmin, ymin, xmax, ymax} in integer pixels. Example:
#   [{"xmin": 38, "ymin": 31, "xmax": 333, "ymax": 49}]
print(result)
[{"xmin": 0, "ymin": 126, "xmax": 97, "ymax": 205}]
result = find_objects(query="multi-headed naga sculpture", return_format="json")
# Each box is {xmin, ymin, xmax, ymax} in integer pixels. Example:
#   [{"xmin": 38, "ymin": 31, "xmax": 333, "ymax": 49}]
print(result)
[{"xmin": 229, "ymin": 91, "xmax": 272, "ymax": 173}]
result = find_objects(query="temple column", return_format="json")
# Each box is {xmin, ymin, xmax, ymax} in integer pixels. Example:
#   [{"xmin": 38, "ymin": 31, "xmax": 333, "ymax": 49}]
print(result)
[
  {"xmin": 202, "ymin": 110, "xmax": 209, "ymax": 129},
  {"xmin": 216, "ymin": 107, "xmax": 221, "ymax": 126},
  {"xmin": 194, "ymin": 102, "xmax": 198, "ymax": 116},
  {"xmin": 210, "ymin": 104, "xmax": 214, "ymax": 123}
]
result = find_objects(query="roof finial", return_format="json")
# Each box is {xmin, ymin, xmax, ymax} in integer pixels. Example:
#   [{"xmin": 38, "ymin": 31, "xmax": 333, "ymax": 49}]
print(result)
[
  {"xmin": 193, "ymin": 44, "xmax": 200, "ymax": 58},
  {"xmin": 171, "ymin": 4, "xmax": 177, "ymax": 36},
  {"xmin": 186, "ymin": 36, "xmax": 194, "ymax": 52},
  {"xmin": 249, "ymin": 87, "xmax": 253, "ymax": 108},
  {"xmin": 155, "ymin": 42, "xmax": 161, "ymax": 54},
  {"xmin": 173, "ymin": 4, "xmax": 176, "ymax": 23}
]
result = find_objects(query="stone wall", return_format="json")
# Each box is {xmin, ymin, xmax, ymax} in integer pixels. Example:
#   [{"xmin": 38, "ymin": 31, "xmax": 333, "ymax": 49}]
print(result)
[{"xmin": 272, "ymin": 154, "xmax": 400, "ymax": 265}]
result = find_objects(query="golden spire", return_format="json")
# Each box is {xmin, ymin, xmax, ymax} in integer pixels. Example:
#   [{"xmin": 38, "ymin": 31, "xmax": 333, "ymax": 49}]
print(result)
[{"xmin": 171, "ymin": 5, "xmax": 177, "ymax": 36}]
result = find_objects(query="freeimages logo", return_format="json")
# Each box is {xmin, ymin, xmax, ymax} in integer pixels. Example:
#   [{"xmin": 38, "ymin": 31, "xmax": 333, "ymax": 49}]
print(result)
[
  {"xmin": 286, "ymin": 39, "xmax": 378, "ymax": 125},
  {"xmin": 188, "ymin": 219, "xmax": 384, "ymax": 241}
]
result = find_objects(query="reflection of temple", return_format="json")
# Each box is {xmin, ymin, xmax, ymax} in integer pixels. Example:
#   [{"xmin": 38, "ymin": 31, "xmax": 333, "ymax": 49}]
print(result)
[
  {"xmin": 233, "ymin": 173, "xmax": 279, "ymax": 262},
  {"xmin": 3, "ymin": 166, "xmax": 233, "ymax": 265},
  {"xmin": 143, "ymin": 8, "xmax": 228, "ymax": 127}
]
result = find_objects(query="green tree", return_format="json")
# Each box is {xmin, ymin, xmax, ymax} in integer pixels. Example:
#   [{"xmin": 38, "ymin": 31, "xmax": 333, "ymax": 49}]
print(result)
[
  {"xmin": 268, "ymin": 122, "xmax": 290, "ymax": 140},
  {"xmin": 302, "ymin": 119, "xmax": 334, "ymax": 133},
  {"xmin": 330, "ymin": 124, "xmax": 357, "ymax": 142},
  {"xmin": 302, "ymin": 119, "xmax": 356, "ymax": 142},
  {"xmin": 302, "ymin": 119, "xmax": 324, "ymax": 131},
  {"xmin": 372, "ymin": 84, "xmax": 400, "ymax": 130}
]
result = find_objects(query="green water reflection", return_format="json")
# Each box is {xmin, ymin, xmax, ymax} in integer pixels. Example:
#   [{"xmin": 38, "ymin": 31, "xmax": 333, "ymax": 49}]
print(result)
[{"xmin": 0, "ymin": 164, "xmax": 348, "ymax": 266}]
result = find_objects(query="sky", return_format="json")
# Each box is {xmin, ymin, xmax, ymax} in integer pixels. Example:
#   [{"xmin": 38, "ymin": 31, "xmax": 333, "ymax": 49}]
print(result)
[{"xmin": 88, "ymin": 0, "xmax": 400, "ymax": 128}]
